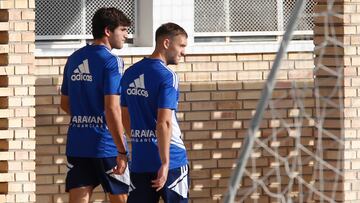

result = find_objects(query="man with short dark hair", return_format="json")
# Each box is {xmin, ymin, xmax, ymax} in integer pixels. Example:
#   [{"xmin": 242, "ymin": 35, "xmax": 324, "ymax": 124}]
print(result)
[
  {"xmin": 121, "ymin": 22, "xmax": 189, "ymax": 203},
  {"xmin": 60, "ymin": 7, "xmax": 130, "ymax": 203}
]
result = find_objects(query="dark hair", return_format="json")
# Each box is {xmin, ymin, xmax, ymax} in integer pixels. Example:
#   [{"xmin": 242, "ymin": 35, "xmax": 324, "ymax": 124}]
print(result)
[
  {"xmin": 92, "ymin": 7, "xmax": 131, "ymax": 39},
  {"xmin": 155, "ymin": 22, "xmax": 188, "ymax": 43}
]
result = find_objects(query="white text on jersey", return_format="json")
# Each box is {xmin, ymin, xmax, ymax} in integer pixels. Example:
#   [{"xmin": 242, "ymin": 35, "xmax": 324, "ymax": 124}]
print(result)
[
  {"xmin": 71, "ymin": 59, "xmax": 93, "ymax": 82},
  {"xmin": 71, "ymin": 116, "xmax": 103, "ymax": 124},
  {"xmin": 126, "ymin": 74, "xmax": 149, "ymax": 97},
  {"xmin": 131, "ymin": 129, "xmax": 156, "ymax": 138}
]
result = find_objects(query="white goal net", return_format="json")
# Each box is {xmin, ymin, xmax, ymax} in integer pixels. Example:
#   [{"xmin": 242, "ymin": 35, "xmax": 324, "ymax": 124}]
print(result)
[{"xmin": 225, "ymin": 0, "xmax": 344, "ymax": 202}]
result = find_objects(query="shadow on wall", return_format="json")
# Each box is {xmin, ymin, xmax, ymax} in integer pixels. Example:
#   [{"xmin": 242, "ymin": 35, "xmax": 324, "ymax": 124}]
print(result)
[
  {"xmin": 33, "ymin": 72, "xmax": 341, "ymax": 203},
  {"xmin": 34, "ymin": 74, "xmax": 70, "ymax": 202}
]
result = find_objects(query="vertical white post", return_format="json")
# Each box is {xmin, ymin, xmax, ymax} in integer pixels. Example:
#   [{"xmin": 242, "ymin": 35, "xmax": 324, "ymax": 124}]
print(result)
[
  {"xmin": 81, "ymin": 0, "xmax": 87, "ymax": 44},
  {"xmin": 276, "ymin": 0, "xmax": 284, "ymax": 31},
  {"xmin": 134, "ymin": 0, "xmax": 194, "ymax": 47},
  {"xmin": 224, "ymin": 0, "xmax": 230, "ymax": 32},
  {"xmin": 134, "ymin": 0, "xmax": 154, "ymax": 46}
]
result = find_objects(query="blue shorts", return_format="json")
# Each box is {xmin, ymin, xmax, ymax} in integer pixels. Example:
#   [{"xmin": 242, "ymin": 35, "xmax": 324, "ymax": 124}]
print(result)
[
  {"xmin": 128, "ymin": 165, "xmax": 189, "ymax": 203},
  {"xmin": 65, "ymin": 156, "xmax": 130, "ymax": 194}
]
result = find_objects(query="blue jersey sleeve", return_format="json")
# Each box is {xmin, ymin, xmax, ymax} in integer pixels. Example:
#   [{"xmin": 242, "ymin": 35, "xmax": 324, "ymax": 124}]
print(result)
[
  {"xmin": 158, "ymin": 72, "xmax": 178, "ymax": 110},
  {"xmin": 120, "ymin": 74, "xmax": 127, "ymax": 107},
  {"xmin": 104, "ymin": 56, "xmax": 122, "ymax": 95},
  {"xmin": 61, "ymin": 62, "xmax": 69, "ymax": 95}
]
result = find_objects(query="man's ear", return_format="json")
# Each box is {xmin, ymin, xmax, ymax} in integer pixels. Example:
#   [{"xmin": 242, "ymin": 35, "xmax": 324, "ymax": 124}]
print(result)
[
  {"xmin": 104, "ymin": 26, "xmax": 111, "ymax": 37},
  {"xmin": 163, "ymin": 38, "xmax": 170, "ymax": 49}
]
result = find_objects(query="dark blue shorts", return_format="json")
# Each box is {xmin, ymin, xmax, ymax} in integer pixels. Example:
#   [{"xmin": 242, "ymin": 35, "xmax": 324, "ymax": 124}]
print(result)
[
  {"xmin": 65, "ymin": 156, "xmax": 130, "ymax": 194},
  {"xmin": 128, "ymin": 165, "xmax": 189, "ymax": 203}
]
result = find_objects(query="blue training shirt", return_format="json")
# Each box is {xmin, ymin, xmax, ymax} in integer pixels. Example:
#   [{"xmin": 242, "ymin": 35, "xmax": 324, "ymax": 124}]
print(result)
[
  {"xmin": 121, "ymin": 58, "xmax": 188, "ymax": 173},
  {"xmin": 61, "ymin": 44, "xmax": 124, "ymax": 158}
]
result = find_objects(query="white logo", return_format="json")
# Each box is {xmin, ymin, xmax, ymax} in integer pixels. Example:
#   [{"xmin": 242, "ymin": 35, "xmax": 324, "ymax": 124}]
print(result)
[
  {"xmin": 71, "ymin": 59, "xmax": 93, "ymax": 82},
  {"xmin": 131, "ymin": 129, "xmax": 157, "ymax": 143},
  {"xmin": 126, "ymin": 74, "xmax": 149, "ymax": 97},
  {"xmin": 70, "ymin": 116, "xmax": 104, "ymax": 128}
]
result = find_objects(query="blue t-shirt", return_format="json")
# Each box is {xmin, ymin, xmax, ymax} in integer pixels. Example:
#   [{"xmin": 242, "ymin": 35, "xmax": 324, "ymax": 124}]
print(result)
[
  {"xmin": 121, "ymin": 58, "xmax": 188, "ymax": 172},
  {"xmin": 61, "ymin": 44, "xmax": 124, "ymax": 158}
]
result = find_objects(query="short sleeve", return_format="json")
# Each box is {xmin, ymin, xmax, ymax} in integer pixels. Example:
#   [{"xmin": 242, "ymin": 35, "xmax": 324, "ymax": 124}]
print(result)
[
  {"xmin": 60, "ymin": 61, "xmax": 69, "ymax": 95},
  {"xmin": 120, "ymin": 73, "xmax": 127, "ymax": 107},
  {"xmin": 158, "ymin": 71, "xmax": 178, "ymax": 110},
  {"xmin": 104, "ymin": 56, "xmax": 122, "ymax": 95}
]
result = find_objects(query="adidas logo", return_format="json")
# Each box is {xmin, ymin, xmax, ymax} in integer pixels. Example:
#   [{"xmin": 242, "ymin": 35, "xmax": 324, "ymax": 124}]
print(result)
[
  {"xmin": 126, "ymin": 74, "xmax": 148, "ymax": 97},
  {"xmin": 71, "ymin": 59, "xmax": 93, "ymax": 82}
]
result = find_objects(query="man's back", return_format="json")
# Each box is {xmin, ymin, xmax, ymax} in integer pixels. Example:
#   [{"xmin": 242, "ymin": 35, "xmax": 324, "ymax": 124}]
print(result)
[
  {"xmin": 60, "ymin": 7, "xmax": 131, "ymax": 203},
  {"xmin": 62, "ymin": 44, "xmax": 123, "ymax": 157},
  {"xmin": 121, "ymin": 57, "xmax": 187, "ymax": 172}
]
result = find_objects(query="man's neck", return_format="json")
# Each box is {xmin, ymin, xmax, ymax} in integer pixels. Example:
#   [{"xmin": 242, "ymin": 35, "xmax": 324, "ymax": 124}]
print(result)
[
  {"xmin": 149, "ymin": 51, "xmax": 167, "ymax": 65},
  {"xmin": 92, "ymin": 38, "xmax": 111, "ymax": 50}
]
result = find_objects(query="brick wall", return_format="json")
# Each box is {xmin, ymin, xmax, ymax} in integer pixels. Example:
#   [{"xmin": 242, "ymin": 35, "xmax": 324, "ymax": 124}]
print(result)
[
  {"xmin": 0, "ymin": 0, "xmax": 36, "ymax": 202},
  {"xmin": 342, "ymin": 1, "xmax": 360, "ymax": 201},
  {"xmin": 314, "ymin": 0, "xmax": 360, "ymax": 202},
  {"xmin": 34, "ymin": 52, "xmax": 315, "ymax": 202}
]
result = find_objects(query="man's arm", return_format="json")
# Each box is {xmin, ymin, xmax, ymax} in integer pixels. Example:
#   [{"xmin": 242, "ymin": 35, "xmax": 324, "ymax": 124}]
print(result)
[
  {"xmin": 105, "ymin": 95, "xmax": 127, "ymax": 174},
  {"xmin": 60, "ymin": 95, "xmax": 70, "ymax": 114},
  {"xmin": 152, "ymin": 108, "xmax": 172, "ymax": 191},
  {"xmin": 105, "ymin": 95, "xmax": 127, "ymax": 153},
  {"xmin": 121, "ymin": 106, "xmax": 131, "ymax": 138}
]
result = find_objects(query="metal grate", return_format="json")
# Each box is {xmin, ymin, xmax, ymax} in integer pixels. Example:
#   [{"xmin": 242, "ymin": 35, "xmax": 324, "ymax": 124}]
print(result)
[
  {"xmin": 284, "ymin": 0, "xmax": 316, "ymax": 31},
  {"xmin": 35, "ymin": 0, "xmax": 135, "ymax": 39},
  {"xmin": 35, "ymin": 0, "xmax": 84, "ymax": 36},
  {"xmin": 229, "ymin": 0, "xmax": 277, "ymax": 32},
  {"xmin": 194, "ymin": 0, "xmax": 228, "ymax": 33},
  {"xmin": 85, "ymin": 0, "xmax": 135, "ymax": 35},
  {"xmin": 195, "ymin": 0, "xmax": 316, "ymax": 33}
]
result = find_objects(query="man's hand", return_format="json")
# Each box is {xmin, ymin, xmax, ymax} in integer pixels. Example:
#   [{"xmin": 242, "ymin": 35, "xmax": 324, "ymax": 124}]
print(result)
[
  {"xmin": 113, "ymin": 154, "xmax": 127, "ymax": 175},
  {"xmin": 151, "ymin": 163, "xmax": 169, "ymax": 191}
]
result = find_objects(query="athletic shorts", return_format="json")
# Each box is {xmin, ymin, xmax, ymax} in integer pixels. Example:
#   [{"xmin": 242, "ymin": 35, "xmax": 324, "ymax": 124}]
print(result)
[
  {"xmin": 128, "ymin": 165, "xmax": 189, "ymax": 203},
  {"xmin": 65, "ymin": 156, "xmax": 130, "ymax": 194}
]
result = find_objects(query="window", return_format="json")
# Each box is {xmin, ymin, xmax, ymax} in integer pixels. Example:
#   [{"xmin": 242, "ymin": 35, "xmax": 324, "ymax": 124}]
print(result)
[
  {"xmin": 34, "ymin": 0, "xmax": 315, "ymax": 57},
  {"xmin": 35, "ymin": 0, "xmax": 135, "ymax": 41},
  {"xmin": 194, "ymin": 0, "xmax": 316, "ymax": 43}
]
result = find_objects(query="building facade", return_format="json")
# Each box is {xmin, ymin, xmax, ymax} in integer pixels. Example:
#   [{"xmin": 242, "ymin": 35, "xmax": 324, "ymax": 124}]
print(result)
[{"xmin": 0, "ymin": 0, "xmax": 359, "ymax": 202}]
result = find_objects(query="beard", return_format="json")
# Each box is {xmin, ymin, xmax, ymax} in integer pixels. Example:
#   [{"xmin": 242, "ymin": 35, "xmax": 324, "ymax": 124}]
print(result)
[
  {"xmin": 167, "ymin": 59, "xmax": 177, "ymax": 65},
  {"xmin": 166, "ymin": 53, "xmax": 179, "ymax": 65}
]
